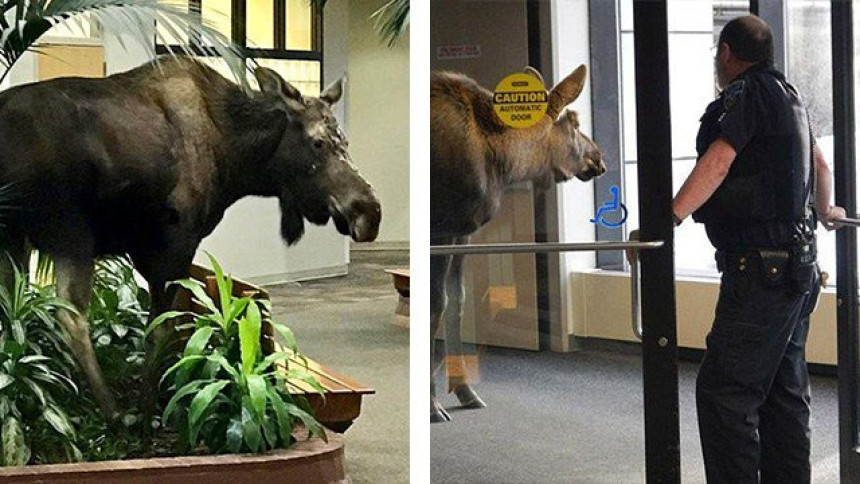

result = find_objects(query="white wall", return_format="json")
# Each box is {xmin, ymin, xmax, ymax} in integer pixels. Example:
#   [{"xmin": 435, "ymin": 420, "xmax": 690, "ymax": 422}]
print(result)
[
  {"xmin": 552, "ymin": 0, "xmax": 598, "ymax": 335},
  {"xmin": 346, "ymin": 0, "xmax": 410, "ymax": 244}
]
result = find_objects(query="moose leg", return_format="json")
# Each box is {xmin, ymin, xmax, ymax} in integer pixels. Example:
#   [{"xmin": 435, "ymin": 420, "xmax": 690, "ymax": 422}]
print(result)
[
  {"xmin": 445, "ymin": 237, "xmax": 485, "ymax": 409},
  {"xmin": 134, "ymin": 247, "xmax": 195, "ymax": 422},
  {"xmin": 54, "ymin": 256, "xmax": 119, "ymax": 422},
  {"xmin": 430, "ymin": 240, "xmax": 452, "ymax": 423}
]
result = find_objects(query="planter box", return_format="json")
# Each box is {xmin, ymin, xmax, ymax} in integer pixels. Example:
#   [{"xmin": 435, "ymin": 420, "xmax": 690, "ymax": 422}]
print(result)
[{"xmin": 0, "ymin": 429, "xmax": 346, "ymax": 484}]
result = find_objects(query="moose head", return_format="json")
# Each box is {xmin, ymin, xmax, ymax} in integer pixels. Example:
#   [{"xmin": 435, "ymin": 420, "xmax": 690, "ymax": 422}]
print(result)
[
  {"xmin": 254, "ymin": 67, "xmax": 382, "ymax": 245},
  {"xmin": 528, "ymin": 65, "xmax": 605, "ymax": 184}
]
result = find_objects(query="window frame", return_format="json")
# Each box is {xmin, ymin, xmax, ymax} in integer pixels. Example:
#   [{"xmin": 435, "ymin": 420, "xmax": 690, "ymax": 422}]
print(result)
[{"xmin": 155, "ymin": 0, "xmax": 323, "ymax": 80}]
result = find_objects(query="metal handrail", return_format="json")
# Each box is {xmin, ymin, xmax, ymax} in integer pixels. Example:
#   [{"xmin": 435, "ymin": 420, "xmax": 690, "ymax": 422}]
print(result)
[
  {"xmin": 430, "ymin": 239, "xmax": 663, "ymax": 341},
  {"xmin": 835, "ymin": 217, "xmax": 860, "ymax": 228},
  {"xmin": 631, "ymin": 257, "xmax": 642, "ymax": 340},
  {"xmin": 429, "ymin": 240, "xmax": 664, "ymax": 256}
]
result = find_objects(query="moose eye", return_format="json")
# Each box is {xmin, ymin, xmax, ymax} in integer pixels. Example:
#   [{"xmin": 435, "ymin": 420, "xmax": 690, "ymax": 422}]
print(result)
[{"xmin": 313, "ymin": 139, "xmax": 324, "ymax": 150}]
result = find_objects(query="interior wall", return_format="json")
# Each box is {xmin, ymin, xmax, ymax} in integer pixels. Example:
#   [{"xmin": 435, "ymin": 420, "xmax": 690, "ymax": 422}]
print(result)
[
  {"xmin": 346, "ymin": 0, "xmax": 411, "ymax": 244},
  {"xmin": 571, "ymin": 271, "xmax": 838, "ymax": 365},
  {"xmin": 551, "ymin": 0, "xmax": 598, "ymax": 336}
]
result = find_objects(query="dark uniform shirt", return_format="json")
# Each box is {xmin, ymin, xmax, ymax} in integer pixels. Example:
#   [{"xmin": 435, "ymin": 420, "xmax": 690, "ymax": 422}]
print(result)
[{"xmin": 693, "ymin": 62, "xmax": 815, "ymax": 251}]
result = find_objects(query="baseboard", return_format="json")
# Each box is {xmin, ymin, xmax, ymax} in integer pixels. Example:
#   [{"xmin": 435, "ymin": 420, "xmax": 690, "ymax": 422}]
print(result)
[
  {"xmin": 350, "ymin": 241, "xmax": 409, "ymax": 252},
  {"xmin": 572, "ymin": 337, "xmax": 837, "ymax": 377},
  {"xmin": 245, "ymin": 264, "xmax": 349, "ymax": 286}
]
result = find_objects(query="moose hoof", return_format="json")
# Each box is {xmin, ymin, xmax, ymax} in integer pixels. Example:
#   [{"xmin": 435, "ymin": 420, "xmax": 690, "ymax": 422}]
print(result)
[
  {"xmin": 431, "ymin": 401, "xmax": 451, "ymax": 423},
  {"xmin": 454, "ymin": 385, "xmax": 486, "ymax": 409}
]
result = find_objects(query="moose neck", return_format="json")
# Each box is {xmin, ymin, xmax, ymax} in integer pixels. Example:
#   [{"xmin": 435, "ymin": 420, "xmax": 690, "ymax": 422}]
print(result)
[
  {"xmin": 489, "ymin": 116, "xmax": 561, "ymax": 185},
  {"xmin": 213, "ymin": 90, "xmax": 288, "ymax": 208}
]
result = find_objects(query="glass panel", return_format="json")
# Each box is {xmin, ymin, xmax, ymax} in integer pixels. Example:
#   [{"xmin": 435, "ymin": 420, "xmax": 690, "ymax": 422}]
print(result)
[
  {"xmin": 787, "ymin": 1, "xmax": 835, "ymax": 283},
  {"xmin": 254, "ymin": 59, "xmax": 320, "ymax": 96},
  {"xmin": 287, "ymin": 0, "xmax": 313, "ymax": 50},
  {"xmin": 620, "ymin": 0, "xmax": 747, "ymax": 276},
  {"xmin": 247, "ymin": 0, "xmax": 275, "ymax": 49},
  {"xmin": 202, "ymin": 0, "xmax": 232, "ymax": 41}
]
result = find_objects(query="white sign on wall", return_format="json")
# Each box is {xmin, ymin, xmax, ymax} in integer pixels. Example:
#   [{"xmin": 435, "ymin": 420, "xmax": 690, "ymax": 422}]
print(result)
[{"xmin": 436, "ymin": 44, "xmax": 482, "ymax": 60}]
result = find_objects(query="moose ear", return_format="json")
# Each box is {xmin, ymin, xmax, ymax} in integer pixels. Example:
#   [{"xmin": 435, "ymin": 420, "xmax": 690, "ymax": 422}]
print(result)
[
  {"xmin": 547, "ymin": 64, "xmax": 588, "ymax": 119},
  {"xmin": 255, "ymin": 66, "xmax": 305, "ymax": 111},
  {"xmin": 254, "ymin": 67, "xmax": 284, "ymax": 94},
  {"xmin": 320, "ymin": 77, "xmax": 345, "ymax": 105}
]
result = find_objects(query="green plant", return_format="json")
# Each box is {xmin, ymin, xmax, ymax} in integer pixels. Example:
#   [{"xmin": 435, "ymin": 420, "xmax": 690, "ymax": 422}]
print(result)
[
  {"xmin": 150, "ymin": 254, "xmax": 326, "ymax": 454},
  {"xmin": 0, "ymin": 266, "xmax": 80, "ymax": 465},
  {"xmin": 0, "ymin": 0, "xmax": 247, "ymax": 85},
  {"xmin": 69, "ymin": 256, "xmax": 151, "ymax": 460}
]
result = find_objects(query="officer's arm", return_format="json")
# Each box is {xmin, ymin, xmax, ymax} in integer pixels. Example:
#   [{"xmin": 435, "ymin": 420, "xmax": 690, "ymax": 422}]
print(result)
[
  {"xmin": 814, "ymin": 142, "xmax": 847, "ymax": 229},
  {"xmin": 671, "ymin": 137, "xmax": 736, "ymax": 222}
]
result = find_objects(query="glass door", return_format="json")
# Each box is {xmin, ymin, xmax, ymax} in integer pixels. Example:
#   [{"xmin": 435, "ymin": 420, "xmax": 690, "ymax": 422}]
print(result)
[
  {"xmin": 430, "ymin": 0, "xmax": 540, "ymax": 352},
  {"xmin": 833, "ymin": 0, "xmax": 860, "ymax": 480}
]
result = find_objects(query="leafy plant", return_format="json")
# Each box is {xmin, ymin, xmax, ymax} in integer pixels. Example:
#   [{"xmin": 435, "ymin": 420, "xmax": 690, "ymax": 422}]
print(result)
[
  {"xmin": 0, "ymin": 266, "xmax": 80, "ymax": 465},
  {"xmin": 151, "ymin": 253, "xmax": 326, "ymax": 454},
  {"xmin": 67, "ymin": 256, "xmax": 151, "ymax": 460},
  {"xmin": 0, "ymin": 0, "xmax": 247, "ymax": 86}
]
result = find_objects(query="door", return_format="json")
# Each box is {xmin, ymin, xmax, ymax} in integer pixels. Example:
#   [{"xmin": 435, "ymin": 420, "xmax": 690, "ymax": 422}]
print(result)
[
  {"xmin": 832, "ymin": 1, "xmax": 860, "ymax": 480},
  {"xmin": 430, "ymin": 0, "xmax": 540, "ymax": 350}
]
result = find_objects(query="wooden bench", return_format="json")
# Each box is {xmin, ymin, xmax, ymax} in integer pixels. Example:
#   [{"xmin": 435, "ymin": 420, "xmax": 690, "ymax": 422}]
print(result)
[
  {"xmin": 385, "ymin": 268, "xmax": 410, "ymax": 328},
  {"xmin": 172, "ymin": 264, "xmax": 375, "ymax": 433}
]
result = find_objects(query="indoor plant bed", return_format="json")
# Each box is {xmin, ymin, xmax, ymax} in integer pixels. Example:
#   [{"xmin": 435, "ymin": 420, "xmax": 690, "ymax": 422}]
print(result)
[{"xmin": 0, "ymin": 257, "xmax": 371, "ymax": 483}]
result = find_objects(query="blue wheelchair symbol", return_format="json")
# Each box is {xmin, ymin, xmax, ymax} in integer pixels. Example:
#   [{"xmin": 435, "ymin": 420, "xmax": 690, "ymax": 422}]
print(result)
[{"xmin": 590, "ymin": 185, "xmax": 628, "ymax": 228}]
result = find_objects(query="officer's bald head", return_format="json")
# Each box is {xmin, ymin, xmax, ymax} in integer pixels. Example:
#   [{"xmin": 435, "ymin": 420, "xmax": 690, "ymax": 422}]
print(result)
[{"xmin": 719, "ymin": 15, "xmax": 774, "ymax": 66}]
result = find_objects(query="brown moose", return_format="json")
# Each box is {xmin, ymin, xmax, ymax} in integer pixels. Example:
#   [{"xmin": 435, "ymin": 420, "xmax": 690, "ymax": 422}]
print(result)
[{"xmin": 430, "ymin": 65, "xmax": 605, "ymax": 422}]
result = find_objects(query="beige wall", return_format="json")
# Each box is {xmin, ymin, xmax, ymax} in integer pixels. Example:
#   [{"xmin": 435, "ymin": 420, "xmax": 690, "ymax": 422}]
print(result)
[
  {"xmin": 346, "ymin": 0, "xmax": 410, "ymax": 243},
  {"xmin": 570, "ymin": 271, "xmax": 838, "ymax": 365}
]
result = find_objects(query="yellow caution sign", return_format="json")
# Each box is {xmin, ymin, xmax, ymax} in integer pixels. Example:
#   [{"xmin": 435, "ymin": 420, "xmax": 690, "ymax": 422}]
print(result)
[{"xmin": 493, "ymin": 72, "xmax": 548, "ymax": 129}]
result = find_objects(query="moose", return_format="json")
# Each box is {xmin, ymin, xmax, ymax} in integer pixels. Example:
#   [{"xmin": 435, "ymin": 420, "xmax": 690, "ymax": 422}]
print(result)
[
  {"xmin": 430, "ymin": 65, "xmax": 605, "ymax": 422},
  {"xmin": 0, "ymin": 57, "xmax": 381, "ymax": 421}
]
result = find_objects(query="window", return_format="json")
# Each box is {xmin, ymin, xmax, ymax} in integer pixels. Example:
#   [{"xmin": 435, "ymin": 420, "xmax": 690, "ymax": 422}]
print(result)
[
  {"xmin": 619, "ymin": 0, "xmax": 748, "ymax": 276},
  {"xmin": 157, "ymin": 0, "xmax": 322, "ymax": 95}
]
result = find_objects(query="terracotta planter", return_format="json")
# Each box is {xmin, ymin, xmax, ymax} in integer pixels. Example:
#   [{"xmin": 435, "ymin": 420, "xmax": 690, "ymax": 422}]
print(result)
[{"xmin": 0, "ymin": 430, "xmax": 345, "ymax": 484}]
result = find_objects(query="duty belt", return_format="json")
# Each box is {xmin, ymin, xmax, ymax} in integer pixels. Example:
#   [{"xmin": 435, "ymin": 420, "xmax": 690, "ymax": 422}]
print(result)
[{"xmin": 716, "ymin": 249, "xmax": 791, "ymax": 284}]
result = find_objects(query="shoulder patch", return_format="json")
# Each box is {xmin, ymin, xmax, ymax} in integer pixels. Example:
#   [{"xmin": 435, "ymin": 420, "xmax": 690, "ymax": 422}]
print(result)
[{"xmin": 722, "ymin": 79, "xmax": 745, "ymax": 111}]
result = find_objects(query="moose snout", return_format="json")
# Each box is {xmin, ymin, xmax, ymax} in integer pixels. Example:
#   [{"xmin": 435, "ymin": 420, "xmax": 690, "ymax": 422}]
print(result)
[
  {"xmin": 330, "ymin": 196, "xmax": 381, "ymax": 243},
  {"xmin": 577, "ymin": 155, "xmax": 607, "ymax": 181}
]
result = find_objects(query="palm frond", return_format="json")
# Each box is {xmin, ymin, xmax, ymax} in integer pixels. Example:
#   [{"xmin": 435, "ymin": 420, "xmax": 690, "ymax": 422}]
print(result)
[
  {"xmin": 310, "ymin": 0, "xmax": 409, "ymax": 47},
  {"xmin": 369, "ymin": 0, "xmax": 408, "ymax": 47},
  {"xmin": 0, "ymin": 0, "xmax": 248, "ymax": 87}
]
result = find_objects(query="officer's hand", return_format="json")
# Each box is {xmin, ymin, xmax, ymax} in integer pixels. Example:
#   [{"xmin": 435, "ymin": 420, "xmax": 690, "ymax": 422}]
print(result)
[
  {"xmin": 626, "ymin": 229, "xmax": 640, "ymax": 265},
  {"xmin": 822, "ymin": 205, "xmax": 847, "ymax": 231}
]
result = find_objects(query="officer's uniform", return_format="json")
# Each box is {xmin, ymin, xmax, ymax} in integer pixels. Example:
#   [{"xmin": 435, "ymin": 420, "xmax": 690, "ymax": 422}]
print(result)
[{"xmin": 693, "ymin": 62, "xmax": 821, "ymax": 484}]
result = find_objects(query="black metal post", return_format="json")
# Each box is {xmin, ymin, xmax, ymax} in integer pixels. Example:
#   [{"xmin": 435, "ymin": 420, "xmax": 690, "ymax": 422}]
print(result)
[
  {"xmin": 831, "ymin": 0, "xmax": 860, "ymax": 480},
  {"xmin": 750, "ymin": 0, "xmax": 759, "ymax": 16},
  {"xmin": 527, "ymin": 0, "xmax": 552, "ymax": 350},
  {"xmin": 632, "ymin": 1, "xmax": 681, "ymax": 482}
]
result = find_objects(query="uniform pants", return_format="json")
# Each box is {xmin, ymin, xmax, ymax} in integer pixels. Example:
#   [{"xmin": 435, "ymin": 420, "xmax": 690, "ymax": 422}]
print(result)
[{"xmin": 697, "ymin": 254, "xmax": 820, "ymax": 484}]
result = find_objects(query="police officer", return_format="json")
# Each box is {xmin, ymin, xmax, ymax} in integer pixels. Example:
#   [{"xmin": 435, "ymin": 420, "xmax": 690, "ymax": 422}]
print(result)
[{"xmin": 671, "ymin": 15, "xmax": 845, "ymax": 483}]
